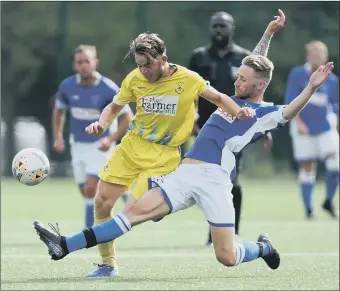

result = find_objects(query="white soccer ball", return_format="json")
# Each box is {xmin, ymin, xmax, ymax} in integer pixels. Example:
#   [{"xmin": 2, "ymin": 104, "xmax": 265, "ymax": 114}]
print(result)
[{"xmin": 12, "ymin": 148, "xmax": 50, "ymax": 186}]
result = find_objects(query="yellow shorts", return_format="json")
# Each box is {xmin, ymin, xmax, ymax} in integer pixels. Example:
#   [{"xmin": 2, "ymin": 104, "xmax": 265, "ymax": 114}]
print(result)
[{"xmin": 98, "ymin": 131, "xmax": 181, "ymax": 199}]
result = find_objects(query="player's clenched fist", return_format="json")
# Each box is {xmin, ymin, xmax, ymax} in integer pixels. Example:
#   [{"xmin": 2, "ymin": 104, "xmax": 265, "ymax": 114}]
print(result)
[
  {"xmin": 85, "ymin": 121, "xmax": 105, "ymax": 136},
  {"xmin": 237, "ymin": 107, "xmax": 256, "ymax": 120}
]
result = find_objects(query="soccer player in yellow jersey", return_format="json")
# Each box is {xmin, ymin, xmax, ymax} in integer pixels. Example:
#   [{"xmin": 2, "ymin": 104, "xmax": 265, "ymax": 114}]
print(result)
[{"xmin": 83, "ymin": 33, "xmax": 253, "ymax": 277}]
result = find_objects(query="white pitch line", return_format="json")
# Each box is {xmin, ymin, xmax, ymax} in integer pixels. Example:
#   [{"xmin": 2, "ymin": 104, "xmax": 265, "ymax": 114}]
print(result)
[{"xmin": 1, "ymin": 252, "xmax": 339, "ymax": 259}]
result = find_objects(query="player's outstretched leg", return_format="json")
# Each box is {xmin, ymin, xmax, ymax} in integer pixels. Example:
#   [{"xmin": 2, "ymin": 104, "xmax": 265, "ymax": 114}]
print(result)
[
  {"xmin": 256, "ymin": 233, "xmax": 280, "ymax": 269},
  {"xmin": 33, "ymin": 221, "xmax": 69, "ymax": 260},
  {"xmin": 33, "ymin": 211, "xmax": 131, "ymax": 263},
  {"xmin": 211, "ymin": 226, "xmax": 280, "ymax": 270},
  {"xmin": 33, "ymin": 187, "xmax": 169, "ymax": 261}
]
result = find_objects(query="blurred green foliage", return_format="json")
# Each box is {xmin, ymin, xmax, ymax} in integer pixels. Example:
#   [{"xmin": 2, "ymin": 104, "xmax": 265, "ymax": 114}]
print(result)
[{"xmin": 1, "ymin": 1, "xmax": 339, "ymax": 168}]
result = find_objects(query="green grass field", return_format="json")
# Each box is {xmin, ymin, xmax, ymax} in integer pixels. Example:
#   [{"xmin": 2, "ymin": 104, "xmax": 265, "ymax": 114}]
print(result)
[{"xmin": 1, "ymin": 177, "xmax": 339, "ymax": 290}]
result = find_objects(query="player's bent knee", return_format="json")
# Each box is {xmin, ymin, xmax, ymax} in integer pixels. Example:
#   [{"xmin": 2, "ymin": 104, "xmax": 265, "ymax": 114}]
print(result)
[
  {"xmin": 93, "ymin": 181, "xmax": 125, "ymax": 216},
  {"xmin": 214, "ymin": 244, "xmax": 237, "ymax": 267},
  {"xmin": 215, "ymin": 249, "xmax": 237, "ymax": 267},
  {"xmin": 96, "ymin": 179, "xmax": 126, "ymax": 201},
  {"xmin": 325, "ymin": 154, "xmax": 339, "ymax": 172}
]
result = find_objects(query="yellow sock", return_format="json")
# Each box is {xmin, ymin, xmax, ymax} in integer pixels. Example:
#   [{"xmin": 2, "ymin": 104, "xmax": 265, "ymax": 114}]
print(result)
[{"xmin": 94, "ymin": 216, "xmax": 116, "ymax": 268}]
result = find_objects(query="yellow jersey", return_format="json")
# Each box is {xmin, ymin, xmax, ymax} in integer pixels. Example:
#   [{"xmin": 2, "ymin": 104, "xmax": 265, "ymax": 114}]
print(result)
[{"xmin": 113, "ymin": 64, "xmax": 207, "ymax": 147}]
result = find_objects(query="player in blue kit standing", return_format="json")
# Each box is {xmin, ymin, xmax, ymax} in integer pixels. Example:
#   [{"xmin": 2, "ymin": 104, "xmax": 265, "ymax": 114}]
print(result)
[
  {"xmin": 285, "ymin": 41, "xmax": 339, "ymax": 219},
  {"xmin": 53, "ymin": 45, "xmax": 133, "ymax": 228}
]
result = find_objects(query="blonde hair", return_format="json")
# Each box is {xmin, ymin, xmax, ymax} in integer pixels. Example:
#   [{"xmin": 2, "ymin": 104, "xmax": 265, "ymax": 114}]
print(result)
[
  {"xmin": 74, "ymin": 45, "xmax": 97, "ymax": 59},
  {"xmin": 242, "ymin": 55, "xmax": 274, "ymax": 82},
  {"xmin": 305, "ymin": 40, "xmax": 328, "ymax": 58},
  {"xmin": 124, "ymin": 32, "xmax": 166, "ymax": 62}
]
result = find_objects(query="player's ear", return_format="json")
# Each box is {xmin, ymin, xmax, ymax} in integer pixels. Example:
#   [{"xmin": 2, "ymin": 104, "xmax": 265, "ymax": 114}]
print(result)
[
  {"xmin": 161, "ymin": 55, "xmax": 167, "ymax": 65},
  {"xmin": 95, "ymin": 59, "xmax": 99, "ymax": 69},
  {"xmin": 259, "ymin": 80, "xmax": 268, "ymax": 90},
  {"xmin": 72, "ymin": 60, "xmax": 77, "ymax": 72}
]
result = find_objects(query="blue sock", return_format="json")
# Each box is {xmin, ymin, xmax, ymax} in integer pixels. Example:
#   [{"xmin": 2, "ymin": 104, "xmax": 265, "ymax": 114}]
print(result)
[
  {"xmin": 298, "ymin": 169, "xmax": 316, "ymax": 213},
  {"xmin": 84, "ymin": 199, "xmax": 94, "ymax": 228},
  {"xmin": 234, "ymin": 239, "xmax": 272, "ymax": 265},
  {"xmin": 66, "ymin": 213, "xmax": 131, "ymax": 253},
  {"xmin": 325, "ymin": 171, "xmax": 339, "ymax": 202},
  {"xmin": 300, "ymin": 183, "xmax": 314, "ymax": 212},
  {"xmin": 241, "ymin": 240, "xmax": 271, "ymax": 262}
]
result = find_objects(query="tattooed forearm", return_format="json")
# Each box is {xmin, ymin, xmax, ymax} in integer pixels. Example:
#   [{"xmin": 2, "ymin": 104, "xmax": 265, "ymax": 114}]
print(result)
[{"xmin": 252, "ymin": 32, "xmax": 273, "ymax": 57}]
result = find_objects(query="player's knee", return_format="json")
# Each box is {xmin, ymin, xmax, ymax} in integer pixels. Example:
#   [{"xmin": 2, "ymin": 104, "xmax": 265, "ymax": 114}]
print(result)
[
  {"xmin": 78, "ymin": 184, "xmax": 86, "ymax": 196},
  {"xmin": 95, "ymin": 180, "xmax": 125, "ymax": 205},
  {"xmin": 93, "ymin": 189, "xmax": 114, "ymax": 213},
  {"xmin": 299, "ymin": 162, "xmax": 316, "ymax": 172},
  {"xmin": 325, "ymin": 154, "xmax": 339, "ymax": 172},
  {"xmin": 83, "ymin": 185, "xmax": 97, "ymax": 199},
  {"xmin": 215, "ymin": 248, "xmax": 237, "ymax": 267},
  {"xmin": 298, "ymin": 167, "xmax": 316, "ymax": 184},
  {"xmin": 84, "ymin": 186, "xmax": 97, "ymax": 198}
]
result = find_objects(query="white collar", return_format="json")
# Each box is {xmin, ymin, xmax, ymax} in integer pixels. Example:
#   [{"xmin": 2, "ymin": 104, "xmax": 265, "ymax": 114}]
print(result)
[
  {"xmin": 304, "ymin": 63, "xmax": 312, "ymax": 74},
  {"xmin": 76, "ymin": 71, "xmax": 101, "ymax": 86}
]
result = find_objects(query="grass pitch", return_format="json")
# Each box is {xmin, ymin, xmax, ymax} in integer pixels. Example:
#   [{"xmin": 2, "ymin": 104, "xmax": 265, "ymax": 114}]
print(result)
[{"xmin": 1, "ymin": 177, "xmax": 339, "ymax": 290}]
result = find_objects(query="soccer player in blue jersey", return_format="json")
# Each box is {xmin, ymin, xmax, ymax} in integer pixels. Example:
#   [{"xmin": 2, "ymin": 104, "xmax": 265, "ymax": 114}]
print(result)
[
  {"xmin": 33, "ymin": 50, "xmax": 335, "ymax": 272},
  {"xmin": 285, "ymin": 41, "xmax": 339, "ymax": 219},
  {"xmin": 53, "ymin": 45, "xmax": 133, "ymax": 228}
]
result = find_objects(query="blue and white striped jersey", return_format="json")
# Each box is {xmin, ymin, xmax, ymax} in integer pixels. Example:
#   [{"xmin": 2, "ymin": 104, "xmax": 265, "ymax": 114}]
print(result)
[
  {"xmin": 185, "ymin": 96, "xmax": 288, "ymax": 179},
  {"xmin": 56, "ymin": 72, "xmax": 130, "ymax": 143},
  {"xmin": 285, "ymin": 63, "xmax": 338, "ymax": 134}
]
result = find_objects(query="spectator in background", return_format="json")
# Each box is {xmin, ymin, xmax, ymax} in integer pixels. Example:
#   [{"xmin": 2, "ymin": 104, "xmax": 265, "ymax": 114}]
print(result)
[{"xmin": 188, "ymin": 11, "xmax": 273, "ymax": 244}]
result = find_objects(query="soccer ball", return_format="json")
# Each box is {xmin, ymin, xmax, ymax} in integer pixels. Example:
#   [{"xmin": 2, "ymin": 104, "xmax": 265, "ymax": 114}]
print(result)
[{"xmin": 12, "ymin": 148, "xmax": 50, "ymax": 186}]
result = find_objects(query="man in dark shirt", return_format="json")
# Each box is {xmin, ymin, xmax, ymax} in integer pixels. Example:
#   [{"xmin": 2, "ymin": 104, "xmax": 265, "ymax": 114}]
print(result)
[{"xmin": 188, "ymin": 11, "xmax": 272, "ymax": 244}]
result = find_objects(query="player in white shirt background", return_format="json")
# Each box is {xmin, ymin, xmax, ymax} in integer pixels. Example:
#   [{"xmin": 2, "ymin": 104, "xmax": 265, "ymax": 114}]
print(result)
[{"xmin": 53, "ymin": 45, "xmax": 133, "ymax": 228}]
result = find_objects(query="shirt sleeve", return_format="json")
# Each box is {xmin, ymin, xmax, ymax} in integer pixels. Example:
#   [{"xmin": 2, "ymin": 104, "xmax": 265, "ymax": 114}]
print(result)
[
  {"xmin": 192, "ymin": 71, "xmax": 208, "ymax": 97},
  {"xmin": 55, "ymin": 82, "xmax": 68, "ymax": 110},
  {"xmin": 285, "ymin": 68, "xmax": 302, "ymax": 104},
  {"xmin": 329, "ymin": 75, "xmax": 339, "ymax": 114},
  {"xmin": 257, "ymin": 105, "xmax": 289, "ymax": 134},
  {"xmin": 273, "ymin": 106, "xmax": 289, "ymax": 124},
  {"xmin": 105, "ymin": 80, "xmax": 120, "ymax": 106},
  {"xmin": 113, "ymin": 76, "xmax": 135, "ymax": 105}
]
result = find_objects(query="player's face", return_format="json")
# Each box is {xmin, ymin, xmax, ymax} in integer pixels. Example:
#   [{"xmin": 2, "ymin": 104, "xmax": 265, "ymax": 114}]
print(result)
[
  {"xmin": 135, "ymin": 53, "xmax": 165, "ymax": 83},
  {"xmin": 234, "ymin": 65, "xmax": 262, "ymax": 98},
  {"xmin": 73, "ymin": 51, "xmax": 98, "ymax": 80},
  {"xmin": 210, "ymin": 15, "xmax": 234, "ymax": 49},
  {"xmin": 306, "ymin": 48, "xmax": 328, "ymax": 69}
]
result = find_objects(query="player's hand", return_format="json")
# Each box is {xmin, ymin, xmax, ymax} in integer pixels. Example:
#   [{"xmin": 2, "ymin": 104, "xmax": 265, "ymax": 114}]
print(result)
[
  {"xmin": 308, "ymin": 62, "xmax": 334, "ymax": 90},
  {"xmin": 85, "ymin": 122, "xmax": 105, "ymax": 136},
  {"xmin": 98, "ymin": 136, "xmax": 113, "ymax": 152},
  {"xmin": 53, "ymin": 136, "xmax": 65, "ymax": 153},
  {"xmin": 263, "ymin": 133, "xmax": 273, "ymax": 152},
  {"xmin": 266, "ymin": 9, "xmax": 286, "ymax": 35},
  {"xmin": 237, "ymin": 107, "xmax": 256, "ymax": 120},
  {"xmin": 297, "ymin": 121, "xmax": 309, "ymax": 135}
]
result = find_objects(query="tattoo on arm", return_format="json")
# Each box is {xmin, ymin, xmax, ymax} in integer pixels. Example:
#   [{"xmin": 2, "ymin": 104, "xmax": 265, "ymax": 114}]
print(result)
[{"xmin": 252, "ymin": 32, "xmax": 272, "ymax": 57}]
